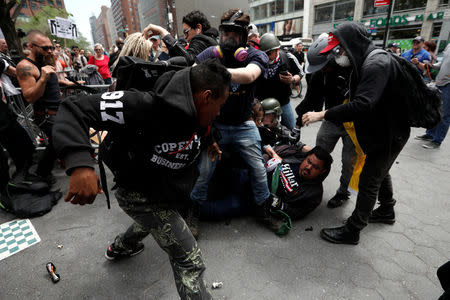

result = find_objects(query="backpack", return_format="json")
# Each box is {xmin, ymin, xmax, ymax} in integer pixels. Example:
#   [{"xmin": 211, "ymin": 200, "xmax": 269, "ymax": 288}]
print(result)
[
  {"xmin": 114, "ymin": 56, "xmax": 186, "ymax": 92},
  {"xmin": 81, "ymin": 65, "xmax": 105, "ymax": 85},
  {"xmin": 367, "ymin": 49, "xmax": 442, "ymax": 129},
  {"xmin": 0, "ymin": 187, "xmax": 62, "ymax": 218}
]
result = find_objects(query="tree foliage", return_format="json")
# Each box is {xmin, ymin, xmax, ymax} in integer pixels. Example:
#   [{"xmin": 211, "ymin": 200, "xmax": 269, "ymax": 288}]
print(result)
[{"xmin": 16, "ymin": 6, "xmax": 91, "ymax": 50}]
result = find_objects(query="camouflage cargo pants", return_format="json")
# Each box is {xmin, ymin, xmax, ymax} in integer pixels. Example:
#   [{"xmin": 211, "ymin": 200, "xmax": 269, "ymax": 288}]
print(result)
[{"xmin": 112, "ymin": 188, "xmax": 212, "ymax": 300}]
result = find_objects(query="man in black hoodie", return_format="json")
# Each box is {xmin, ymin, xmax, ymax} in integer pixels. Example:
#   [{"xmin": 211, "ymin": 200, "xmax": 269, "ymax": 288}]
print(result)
[
  {"xmin": 143, "ymin": 10, "xmax": 218, "ymax": 66},
  {"xmin": 302, "ymin": 22, "xmax": 410, "ymax": 245},
  {"xmin": 53, "ymin": 59, "xmax": 230, "ymax": 299}
]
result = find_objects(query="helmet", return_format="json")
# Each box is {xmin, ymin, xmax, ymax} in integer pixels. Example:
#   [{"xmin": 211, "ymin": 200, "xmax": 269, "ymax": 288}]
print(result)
[
  {"xmin": 259, "ymin": 33, "xmax": 281, "ymax": 53},
  {"xmin": 248, "ymin": 24, "xmax": 259, "ymax": 37},
  {"xmin": 305, "ymin": 33, "xmax": 334, "ymax": 74},
  {"xmin": 261, "ymin": 98, "xmax": 282, "ymax": 116},
  {"xmin": 219, "ymin": 10, "xmax": 249, "ymax": 46}
]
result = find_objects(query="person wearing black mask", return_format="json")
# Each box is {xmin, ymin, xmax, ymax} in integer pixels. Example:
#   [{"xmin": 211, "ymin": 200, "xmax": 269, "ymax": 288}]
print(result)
[{"xmin": 190, "ymin": 9, "xmax": 282, "ymax": 235}]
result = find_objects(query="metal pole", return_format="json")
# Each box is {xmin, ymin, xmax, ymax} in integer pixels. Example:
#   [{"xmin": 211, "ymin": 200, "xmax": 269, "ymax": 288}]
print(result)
[{"xmin": 382, "ymin": 0, "xmax": 395, "ymax": 48}]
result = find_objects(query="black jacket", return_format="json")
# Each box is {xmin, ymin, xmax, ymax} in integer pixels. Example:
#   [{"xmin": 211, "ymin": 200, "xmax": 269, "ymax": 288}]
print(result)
[
  {"xmin": 266, "ymin": 145, "xmax": 324, "ymax": 220},
  {"xmin": 53, "ymin": 68, "xmax": 211, "ymax": 208},
  {"xmin": 295, "ymin": 67, "xmax": 350, "ymax": 126},
  {"xmin": 324, "ymin": 22, "xmax": 410, "ymax": 154},
  {"xmin": 163, "ymin": 28, "xmax": 218, "ymax": 66},
  {"xmin": 255, "ymin": 51, "xmax": 302, "ymax": 106}
]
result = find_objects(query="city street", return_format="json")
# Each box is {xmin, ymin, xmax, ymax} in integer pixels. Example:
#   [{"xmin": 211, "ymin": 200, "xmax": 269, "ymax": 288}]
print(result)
[{"xmin": 1, "ymin": 87, "xmax": 449, "ymax": 299}]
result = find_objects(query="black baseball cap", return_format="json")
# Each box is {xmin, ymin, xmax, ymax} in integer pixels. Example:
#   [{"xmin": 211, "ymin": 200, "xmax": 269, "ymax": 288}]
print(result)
[{"xmin": 387, "ymin": 42, "xmax": 399, "ymax": 48}]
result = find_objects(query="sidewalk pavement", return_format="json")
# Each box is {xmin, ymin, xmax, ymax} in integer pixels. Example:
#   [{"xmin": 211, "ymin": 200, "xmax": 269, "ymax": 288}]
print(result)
[{"xmin": 0, "ymin": 91, "xmax": 449, "ymax": 299}]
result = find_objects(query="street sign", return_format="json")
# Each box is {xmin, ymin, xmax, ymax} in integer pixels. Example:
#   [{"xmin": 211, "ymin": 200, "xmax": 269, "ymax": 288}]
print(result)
[
  {"xmin": 374, "ymin": 0, "xmax": 390, "ymax": 7},
  {"xmin": 47, "ymin": 18, "xmax": 78, "ymax": 40}
]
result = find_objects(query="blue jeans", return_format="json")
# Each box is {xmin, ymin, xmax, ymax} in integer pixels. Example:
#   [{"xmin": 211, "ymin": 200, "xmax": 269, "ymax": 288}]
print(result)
[
  {"xmin": 280, "ymin": 103, "xmax": 296, "ymax": 130},
  {"xmin": 190, "ymin": 121, "xmax": 270, "ymax": 205},
  {"xmin": 426, "ymin": 84, "xmax": 450, "ymax": 145}
]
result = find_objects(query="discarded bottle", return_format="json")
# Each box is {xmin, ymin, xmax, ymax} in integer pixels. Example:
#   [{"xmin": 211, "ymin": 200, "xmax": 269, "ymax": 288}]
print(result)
[{"xmin": 46, "ymin": 262, "xmax": 60, "ymax": 283}]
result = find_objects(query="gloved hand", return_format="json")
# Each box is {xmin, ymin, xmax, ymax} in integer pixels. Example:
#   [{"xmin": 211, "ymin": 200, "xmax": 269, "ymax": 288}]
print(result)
[{"xmin": 288, "ymin": 127, "xmax": 301, "ymax": 143}]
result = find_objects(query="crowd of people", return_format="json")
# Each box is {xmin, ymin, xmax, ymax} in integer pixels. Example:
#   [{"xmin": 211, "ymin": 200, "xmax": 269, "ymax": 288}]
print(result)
[{"xmin": 1, "ymin": 7, "xmax": 449, "ymax": 300}]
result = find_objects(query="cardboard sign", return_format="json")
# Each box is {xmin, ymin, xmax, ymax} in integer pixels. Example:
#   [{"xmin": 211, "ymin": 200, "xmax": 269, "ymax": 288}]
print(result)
[{"xmin": 48, "ymin": 18, "xmax": 78, "ymax": 39}]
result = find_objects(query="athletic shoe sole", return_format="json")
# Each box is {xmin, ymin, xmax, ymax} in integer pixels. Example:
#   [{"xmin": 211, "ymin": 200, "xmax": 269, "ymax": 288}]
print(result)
[
  {"xmin": 415, "ymin": 136, "xmax": 433, "ymax": 141},
  {"xmin": 104, "ymin": 246, "xmax": 145, "ymax": 261}
]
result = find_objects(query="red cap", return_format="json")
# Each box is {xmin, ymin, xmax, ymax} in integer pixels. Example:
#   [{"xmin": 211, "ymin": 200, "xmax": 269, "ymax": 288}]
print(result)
[{"xmin": 320, "ymin": 33, "xmax": 340, "ymax": 54}]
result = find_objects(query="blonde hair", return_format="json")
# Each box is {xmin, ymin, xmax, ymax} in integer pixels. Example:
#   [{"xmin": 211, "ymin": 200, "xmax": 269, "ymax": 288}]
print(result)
[{"xmin": 112, "ymin": 32, "xmax": 152, "ymax": 72}]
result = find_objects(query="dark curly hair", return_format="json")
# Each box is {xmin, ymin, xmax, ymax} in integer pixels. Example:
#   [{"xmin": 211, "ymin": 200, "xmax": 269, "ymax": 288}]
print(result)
[{"xmin": 182, "ymin": 10, "xmax": 211, "ymax": 32}]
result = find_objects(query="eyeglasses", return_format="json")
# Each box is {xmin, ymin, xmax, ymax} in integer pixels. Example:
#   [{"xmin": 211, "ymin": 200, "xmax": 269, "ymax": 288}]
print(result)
[
  {"xmin": 94, "ymin": 48, "xmax": 102, "ymax": 51},
  {"xmin": 55, "ymin": 45, "xmax": 61, "ymax": 48},
  {"xmin": 183, "ymin": 27, "xmax": 192, "ymax": 37},
  {"xmin": 32, "ymin": 43, "xmax": 55, "ymax": 51}
]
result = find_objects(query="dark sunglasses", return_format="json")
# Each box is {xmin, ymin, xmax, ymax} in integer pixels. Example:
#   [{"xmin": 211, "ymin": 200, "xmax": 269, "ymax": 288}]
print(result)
[
  {"xmin": 32, "ymin": 43, "xmax": 55, "ymax": 51},
  {"xmin": 183, "ymin": 27, "xmax": 192, "ymax": 37}
]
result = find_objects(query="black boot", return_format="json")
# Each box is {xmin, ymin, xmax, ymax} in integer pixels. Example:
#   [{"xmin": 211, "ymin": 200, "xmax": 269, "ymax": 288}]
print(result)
[
  {"xmin": 327, "ymin": 191, "xmax": 350, "ymax": 208},
  {"xmin": 320, "ymin": 222, "xmax": 360, "ymax": 245},
  {"xmin": 254, "ymin": 195, "xmax": 284, "ymax": 233},
  {"xmin": 8, "ymin": 161, "xmax": 49, "ymax": 193},
  {"xmin": 369, "ymin": 199, "xmax": 396, "ymax": 224},
  {"xmin": 185, "ymin": 203, "xmax": 200, "ymax": 240}
]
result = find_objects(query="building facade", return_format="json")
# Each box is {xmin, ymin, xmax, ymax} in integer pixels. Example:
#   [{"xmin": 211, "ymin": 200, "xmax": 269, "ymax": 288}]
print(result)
[
  {"xmin": 89, "ymin": 15, "xmax": 98, "ymax": 45},
  {"xmin": 250, "ymin": 0, "xmax": 450, "ymax": 52},
  {"xmin": 138, "ymin": 0, "xmax": 178, "ymax": 37},
  {"xmin": 95, "ymin": 6, "xmax": 114, "ymax": 52},
  {"xmin": 111, "ymin": 0, "xmax": 141, "ymax": 38},
  {"xmin": 174, "ymin": 0, "xmax": 249, "ymax": 38}
]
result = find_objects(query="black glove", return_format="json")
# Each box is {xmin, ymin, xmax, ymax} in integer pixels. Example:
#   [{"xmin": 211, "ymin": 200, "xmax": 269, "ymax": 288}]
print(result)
[{"xmin": 288, "ymin": 127, "xmax": 301, "ymax": 144}]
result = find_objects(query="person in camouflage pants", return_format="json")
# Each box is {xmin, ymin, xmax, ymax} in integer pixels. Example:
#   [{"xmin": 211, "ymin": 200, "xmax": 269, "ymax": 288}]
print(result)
[{"xmin": 112, "ymin": 188, "xmax": 212, "ymax": 299}]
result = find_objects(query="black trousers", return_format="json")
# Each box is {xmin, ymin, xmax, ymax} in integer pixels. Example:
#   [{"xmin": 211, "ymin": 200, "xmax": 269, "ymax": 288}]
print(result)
[
  {"xmin": 34, "ymin": 114, "xmax": 56, "ymax": 177},
  {"xmin": 0, "ymin": 101, "xmax": 35, "ymax": 185},
  {"xmin": 348, "ymin": 134, "xmax": 409, "ymax": 230}
]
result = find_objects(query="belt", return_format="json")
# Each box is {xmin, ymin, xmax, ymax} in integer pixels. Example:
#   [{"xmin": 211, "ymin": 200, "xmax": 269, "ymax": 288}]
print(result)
[{"xmin": 34, "ymin": 109, "xmax": 58, "ymax": 116}]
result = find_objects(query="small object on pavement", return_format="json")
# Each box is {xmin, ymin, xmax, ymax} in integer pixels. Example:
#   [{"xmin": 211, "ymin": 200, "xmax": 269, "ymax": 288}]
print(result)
[
  {"xmin": 212, "ymin": 281, "xmax": 223, "ymax": 289},
  {"xmin": 305, "ymin": 226, "xmax": 313, "ymax": 231},
  {"xmin": 57, "ymin": 244, "xmax": 63, "ymax": 249},
  {"xmin": 46, "ymin": 262, "xmax": 60, "ymax": 283}
]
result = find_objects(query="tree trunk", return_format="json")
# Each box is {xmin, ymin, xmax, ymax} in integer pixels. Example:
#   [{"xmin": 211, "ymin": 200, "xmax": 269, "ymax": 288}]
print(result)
[{"xmin": 0, "ymin": 0, "xmax": 26, "ymax": 55}]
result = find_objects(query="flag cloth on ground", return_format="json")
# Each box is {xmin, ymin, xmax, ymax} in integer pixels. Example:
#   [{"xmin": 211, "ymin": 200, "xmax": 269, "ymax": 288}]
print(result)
[
  {"xmin": 0, "ymin": 219, "xmax": 40, "ymax": 261},
  {"xmin": 342, "ymin": 99, "xmax": 366, "ymax": 192}
]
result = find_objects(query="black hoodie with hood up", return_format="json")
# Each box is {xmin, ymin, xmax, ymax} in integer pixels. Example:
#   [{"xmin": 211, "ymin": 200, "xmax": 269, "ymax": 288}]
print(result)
[
  {"xmin": 53, "ymin": 68, "xmax": 211, "ymax": 208},
  {"xmin": 324, "ymin": 22, "xmax": 410, "ymax": 155}
]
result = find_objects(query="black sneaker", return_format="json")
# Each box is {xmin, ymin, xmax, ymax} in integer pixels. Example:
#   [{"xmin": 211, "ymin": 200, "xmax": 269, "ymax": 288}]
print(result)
[
  {"xmin": 320, "ymin": 224, "xmax": 360, "ymax": 245},
  {"xmin": 415, "ymin": 134, "xmax": 433, "ymax": 141},
  {"xmin": 369, "ymin": 207, "xmax": 395, "ymax": 224},
  {"xmin": 327, "ymin": 192, "xmax": 350, "ymax": 208},
  {"xmin": 8, "ymin": 169, "xmax": 49, "ymax": 193},
  {"xmin": 105, "ymin": 242, "xmax": 144, "ymax": 260},
  {"xmin": 422, "ymin": 141, "xmax": 440, "ymax": 149}
]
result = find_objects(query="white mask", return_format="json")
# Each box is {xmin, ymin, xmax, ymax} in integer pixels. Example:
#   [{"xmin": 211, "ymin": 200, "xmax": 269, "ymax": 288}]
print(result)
[{"xmin": 335, "ymin": 55, "xmax": 351, "ymax": 67}]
